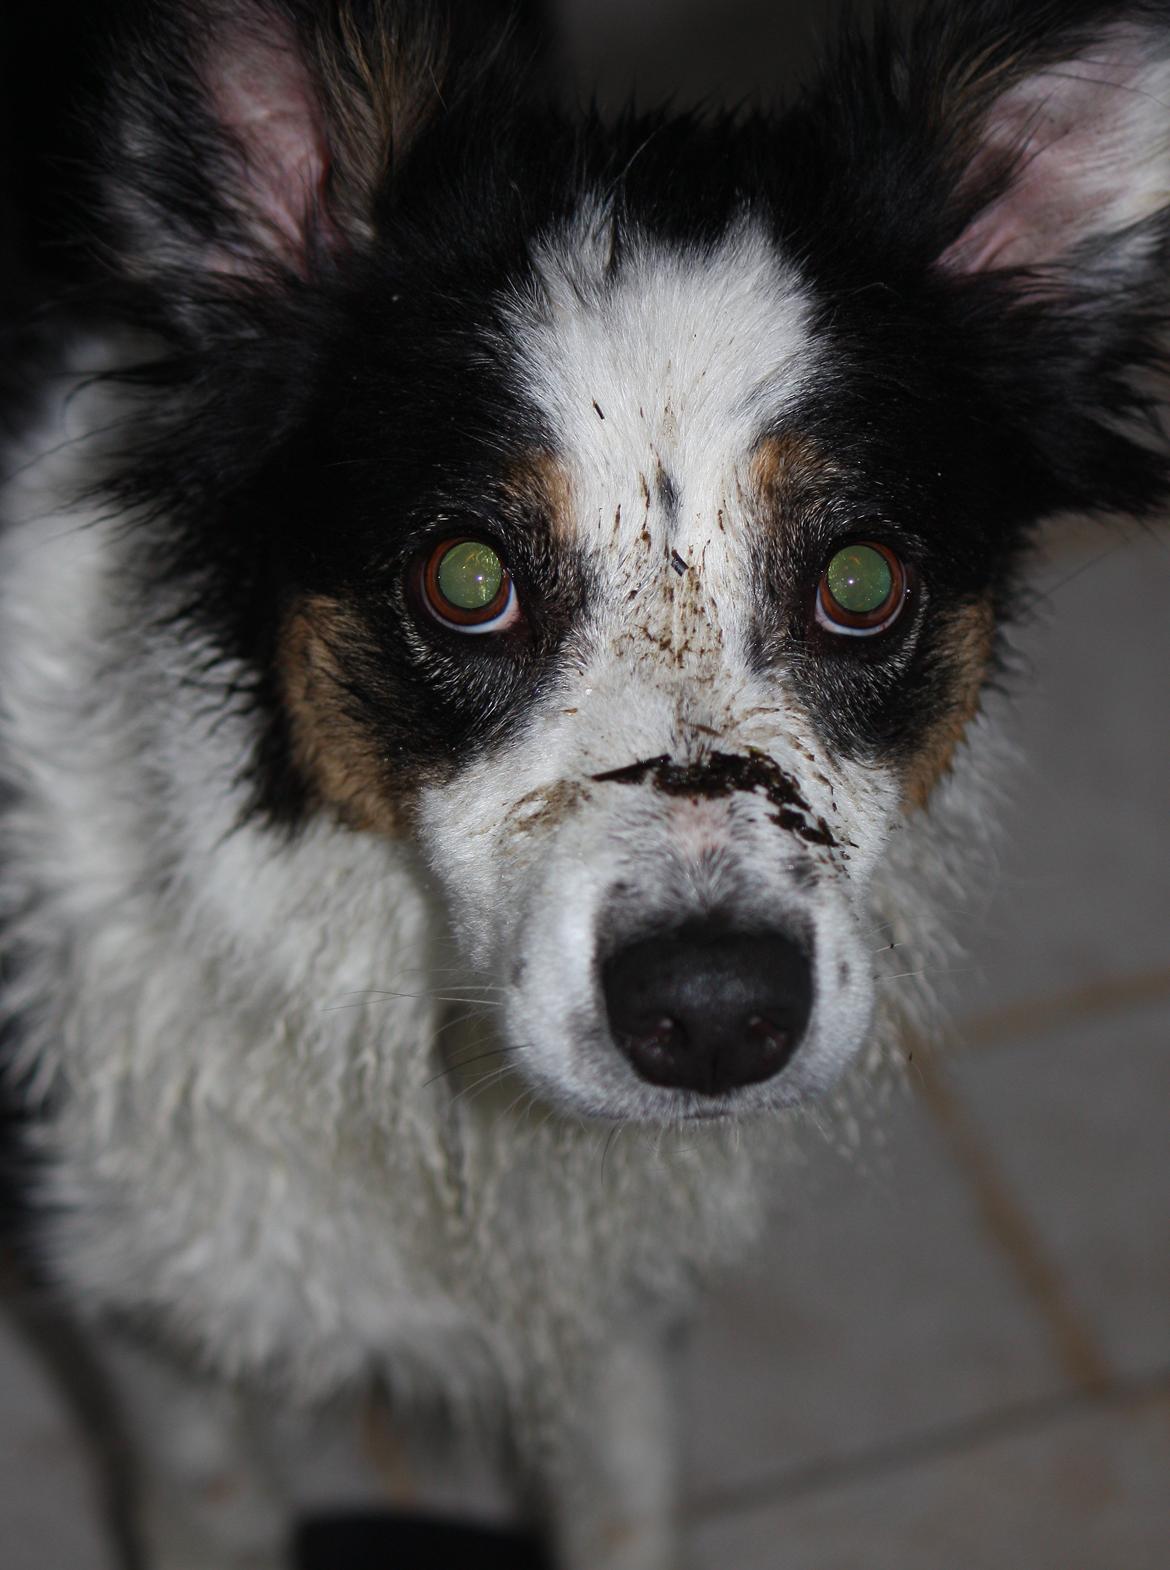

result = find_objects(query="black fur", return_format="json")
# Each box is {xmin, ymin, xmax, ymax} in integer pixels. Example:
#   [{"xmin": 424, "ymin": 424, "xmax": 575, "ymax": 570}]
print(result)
[
  {"xmin": 11, "ymin": 0, "xmax": 1170, "ymax": 812},
  {"xmin": 4, "ymin": 5, "xmax": 1170, "ymax": 1560}
]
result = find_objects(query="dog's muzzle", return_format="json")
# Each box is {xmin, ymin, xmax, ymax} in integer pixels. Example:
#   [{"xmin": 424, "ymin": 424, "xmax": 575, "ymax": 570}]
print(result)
[{"xmin": 601, "ymin": 921, "xmax": 814, "ymax": 1096}]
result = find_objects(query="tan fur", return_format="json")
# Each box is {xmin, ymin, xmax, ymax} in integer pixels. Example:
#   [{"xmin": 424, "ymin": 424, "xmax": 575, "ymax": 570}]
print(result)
[
  {"xmin": 902, "ymin": 598, "xmax": 995, "ymax": 811},
  {"xmin": 502, "ymin": 450, "xmax": 576, "ymax": 544},
  {"xmin": 750, "ymin": 430, "xmax": 834, "ymax": 500},
  {"xmin": 314, "ymin": 3, "xmax": 451, "ymax": 239},
  {"xmin": 280, "ymin": 595, "xmax": 405, "ymax": 834}
]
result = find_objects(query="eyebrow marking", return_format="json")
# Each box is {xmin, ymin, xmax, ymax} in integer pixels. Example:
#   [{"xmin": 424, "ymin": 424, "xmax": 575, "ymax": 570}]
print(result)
[
  {"xmin": 503, "ymin": 449, "xmax": 575, "ymax": 544},
  {"xmin": 751, "ymin": 429, "xmax": 834, "ymax": 501}
]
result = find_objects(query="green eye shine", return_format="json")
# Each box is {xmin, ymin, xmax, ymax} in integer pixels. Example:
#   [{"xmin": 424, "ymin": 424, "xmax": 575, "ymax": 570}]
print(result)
[
  {"xmin": 437, "ymin": 541, "xmax": 504, "ymax": 610},
  {"xmin": 422, "ymin": 537, "xmax": 516, "ymax": 630},
  {"xmin": 817, "ymin": 541, "xmax": 907, "ymax": 635}
]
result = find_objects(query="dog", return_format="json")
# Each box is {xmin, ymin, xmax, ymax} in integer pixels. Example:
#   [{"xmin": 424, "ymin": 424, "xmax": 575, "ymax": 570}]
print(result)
[{"xmin": 2, "ymin": 1, "xmax": 1168, "ymax": 1565}]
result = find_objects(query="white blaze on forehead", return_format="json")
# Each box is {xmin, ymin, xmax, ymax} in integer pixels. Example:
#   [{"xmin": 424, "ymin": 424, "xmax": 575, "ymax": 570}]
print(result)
[
  {"xmin": 485, "ymin": 215, "xmax": 830, "ymax": 786},
  {"xmin": 506, "ymin": 216, "xmax": 817, "ymax": 550},
  {"xmin": 418, "ymin": 225, "xmax": 905, "ymax": 1123}
]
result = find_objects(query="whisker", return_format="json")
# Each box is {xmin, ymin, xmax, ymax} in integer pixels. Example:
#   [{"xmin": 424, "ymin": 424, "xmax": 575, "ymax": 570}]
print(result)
[
  {"xmin": 1039, "ymin": 537, "xmax": 1131, "ymax": 600},
  {"xmin": 447, "ymin": 1064, "xmax": 515, "ymax": 1110},
  {"xmin": 381, "ymin": 968, "xmax": 509, "ymax": 988},
  {"xmin": 498, "ymin": 1083, "xmax": 539, "ymax": 1125},
  {"xmin": 873, "ymin": 964, "xmax": 979, "ymax": 983},
  {"xmin": 430, "ymin": 1009, "xmax": 494, "ymax": 1044},
  {"xmin": 322, "ymin": 988, "xmax": 503, "ymax": 1012},
  {"xmin": 423, "ymin": 1047, "xmax": 511, "ymax": 1090},
  {"xmin": 336, "ymin": 985, "xmax": 504, "ymax": 1000},
  {"xmin": 600, "ymin": 1124, "xmax": 621, "ymax": 1181}
]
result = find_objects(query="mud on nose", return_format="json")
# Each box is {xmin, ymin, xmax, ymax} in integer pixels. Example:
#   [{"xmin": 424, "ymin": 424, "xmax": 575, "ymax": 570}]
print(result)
[{"xmin": 601, "ymin": 922, "xmax": 813, "ymax": 1096}]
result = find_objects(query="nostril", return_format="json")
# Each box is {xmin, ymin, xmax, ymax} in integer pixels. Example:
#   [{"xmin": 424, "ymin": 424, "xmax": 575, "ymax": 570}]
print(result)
[
  {"xmin": 746, "ymin": 1013, "xmax": 794, "ymax": 1059},
  {"xmin": 601, "ymin": 922, "xmax": 813, "ymax": 1096},
  {"xmin": 619, "ymin": 1015, "xmax": 687, "ymax": 1081}
]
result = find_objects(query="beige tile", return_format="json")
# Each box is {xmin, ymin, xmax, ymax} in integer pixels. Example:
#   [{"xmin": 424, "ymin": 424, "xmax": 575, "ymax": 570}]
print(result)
[
  {"xmin": 691, "ymin": 1384, "xmax": 1170, "ymax": 1570},
  {"xmin": 950, "ymin": 998, "xmax": 1170, "ymax": 1382},
  {"xmin": 0, "ymin": 1304, "xmax": 113, "ymax": 1570},
  {"xmin": 946, "ymin": 528, "xmax": 1170, "ymax": 1027},
  {"xmin": 679, "ymin": 1087, "xmax": 1068, "ymax": 1502}
]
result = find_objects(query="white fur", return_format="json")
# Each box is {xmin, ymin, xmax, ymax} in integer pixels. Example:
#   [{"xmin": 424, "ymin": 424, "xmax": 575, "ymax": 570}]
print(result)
[
  {"xmin": 0, "ymin": 239, "xmax": 950, "ymax": 1570},
  {"xmin": 0, "ymin": 336, "xmax": 822, "ymax": 1568},
  {"xmin": 5, "ymin": 8, "xmax": 1166, "ymax": 1563},
  {"xmin": 418, "ymin": 219, "xmax": 904, "ymax": 1122}
]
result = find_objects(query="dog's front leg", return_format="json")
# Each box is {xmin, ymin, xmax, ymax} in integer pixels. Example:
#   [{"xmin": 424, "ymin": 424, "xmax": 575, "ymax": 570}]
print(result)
[
  {"xmin": 530, "ymin": 1330, "xmax": 681, "ymax": 1570},
  {"xmin": 94, "ymin": 1329, "xmax": 291, "ymax": 1570}
]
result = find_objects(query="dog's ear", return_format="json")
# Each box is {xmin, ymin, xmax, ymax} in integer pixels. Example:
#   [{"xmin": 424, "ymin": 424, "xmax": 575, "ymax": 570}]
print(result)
[
  {"xmin": 882, "ymin": 7, "xmax": 1170, "ymax": 518},
  {"xmin": 103, "ymin": 0, "xmax": 518, "ymax": 292},
  {"xmin": 934, "ymin": 13, "xmax": 1170, "ymax": 288}
]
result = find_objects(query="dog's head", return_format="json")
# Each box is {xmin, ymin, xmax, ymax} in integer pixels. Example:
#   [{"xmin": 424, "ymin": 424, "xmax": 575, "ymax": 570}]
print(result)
[{"xmin": 97, "ymin": 0, "xmax": 1170, "ymax": 1121}]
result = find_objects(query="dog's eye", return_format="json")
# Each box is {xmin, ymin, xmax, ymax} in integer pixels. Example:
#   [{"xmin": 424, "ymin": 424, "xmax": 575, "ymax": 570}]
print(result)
[
  {"xmin": 816, "ymin": 541, "xmax": 907, "ymax": 636},
  {"xmin": 420, "ymin": 538, "xmax": 519, "ymax": 633}
]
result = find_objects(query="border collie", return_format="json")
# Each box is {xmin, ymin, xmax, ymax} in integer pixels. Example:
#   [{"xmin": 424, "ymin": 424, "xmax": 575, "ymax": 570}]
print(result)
[{"xmin": 2, "ymin": 1, "xmax": 1168, "ymax": 1565}]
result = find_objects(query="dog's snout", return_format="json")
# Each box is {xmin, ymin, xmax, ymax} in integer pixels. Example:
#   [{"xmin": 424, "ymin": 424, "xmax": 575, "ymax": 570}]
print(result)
[{"xmin": 601, "ymin": 923, "xmax": 813, "ymax": 1096}]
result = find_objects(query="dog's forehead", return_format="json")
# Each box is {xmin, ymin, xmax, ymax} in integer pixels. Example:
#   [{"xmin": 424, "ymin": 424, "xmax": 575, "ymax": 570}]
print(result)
[{"xmin": 507, "ymin": 218, "xmax": 817, "ymax": 559}]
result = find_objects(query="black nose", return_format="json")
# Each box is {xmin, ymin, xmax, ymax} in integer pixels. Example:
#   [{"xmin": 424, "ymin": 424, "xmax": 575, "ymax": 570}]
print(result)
[{"xmin": 601, "ymin": 923, "xmax": 813, "ymax": 1096}]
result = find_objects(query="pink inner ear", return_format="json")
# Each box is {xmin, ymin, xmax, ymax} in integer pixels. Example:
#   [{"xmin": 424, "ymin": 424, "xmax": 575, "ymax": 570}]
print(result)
[
  {"xmin": 205, "ymin": 14, "xmax": 331, "ymax": 273},
  {"xmin": 939, "ymin": 29, "xmax": 1170, "ymax": 277}
]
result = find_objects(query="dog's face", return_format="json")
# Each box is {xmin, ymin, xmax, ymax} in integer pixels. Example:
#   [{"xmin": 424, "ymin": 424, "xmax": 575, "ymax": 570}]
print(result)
[
  {"xmin": 410, "ymin": 223, "xmax": 897, "ymax": 1120},
  {"xmin": 102, "ymin": 0, "xmax": 1170, "ymax": 1122}
]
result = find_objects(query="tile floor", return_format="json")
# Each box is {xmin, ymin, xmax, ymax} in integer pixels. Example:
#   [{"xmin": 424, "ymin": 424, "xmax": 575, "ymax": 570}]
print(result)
[{"xmin": 3, "ymin": 4, "xmax": 1170, "ymax": 1565}]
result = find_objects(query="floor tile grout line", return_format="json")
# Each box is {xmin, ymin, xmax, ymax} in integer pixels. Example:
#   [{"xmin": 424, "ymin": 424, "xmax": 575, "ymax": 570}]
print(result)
[
  {"xmin": 911, "ymin": 1045, "xmax": 1114, "ymax": 1396},
  {"xmin": 951, "ymin": 966, "xmax": 1170, "ymax": 1053},
  {"xmin": 687, "ymin": 1363, "xmax": 1170, "ymax": 1526}
]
